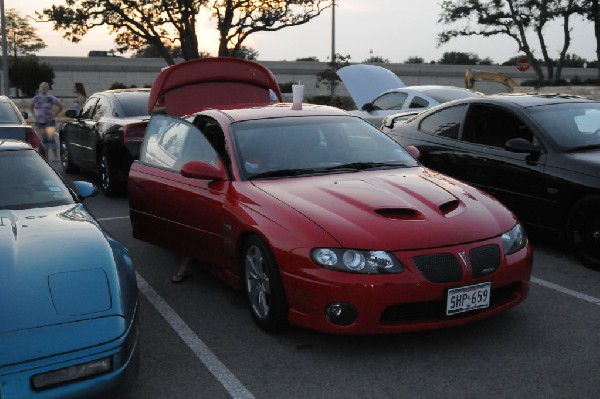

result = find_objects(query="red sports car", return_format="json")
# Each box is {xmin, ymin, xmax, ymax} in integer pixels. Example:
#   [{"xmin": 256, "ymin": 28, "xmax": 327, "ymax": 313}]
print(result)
[{"xmin": 129, "ymin": 58, "xmax": 532, "ymax": 334}]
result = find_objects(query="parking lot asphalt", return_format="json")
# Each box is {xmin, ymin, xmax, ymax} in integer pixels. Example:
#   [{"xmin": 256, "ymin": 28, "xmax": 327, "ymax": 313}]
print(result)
[{"xmin": 53, "ymin": 159, "xmax": 600, "ymax": 399}]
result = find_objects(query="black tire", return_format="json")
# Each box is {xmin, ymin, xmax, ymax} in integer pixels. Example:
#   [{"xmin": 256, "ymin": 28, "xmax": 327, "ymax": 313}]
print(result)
[
  {"xmin": 60, "ymin": 140, "xmax": 79, "ymax": 173},
  {"xmin": 243, "ymin": 235, "xmax": 288, "ymax": 332},
  {"xmin": 567, "ymin": 195, "xmax": 600, "ymax": 270},
  {"xmin": 98, "ymin": 152, "xmax": 123, "ymax": 197}
]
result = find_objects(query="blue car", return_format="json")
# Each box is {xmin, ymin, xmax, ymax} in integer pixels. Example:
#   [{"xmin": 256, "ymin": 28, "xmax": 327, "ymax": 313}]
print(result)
[{"xmin": 0, "ymin": 140, "xmax": 139, "ymax": 398}]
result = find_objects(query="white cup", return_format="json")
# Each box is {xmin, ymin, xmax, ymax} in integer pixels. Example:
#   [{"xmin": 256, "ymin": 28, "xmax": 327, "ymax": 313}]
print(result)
[{"xmin": 292, "ymin": 84, "xmax": 304, "ymax": 104}]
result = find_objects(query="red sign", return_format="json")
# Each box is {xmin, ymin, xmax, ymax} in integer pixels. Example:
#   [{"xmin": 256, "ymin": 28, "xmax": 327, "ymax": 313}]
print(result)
[{"xmin": 516, "ymin": 57, "xmax": 530, "ymax": 72}]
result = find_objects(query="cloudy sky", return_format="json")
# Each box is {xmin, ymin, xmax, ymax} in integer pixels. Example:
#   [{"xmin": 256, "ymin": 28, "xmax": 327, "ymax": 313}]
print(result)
[{"xmin": 9, "ymin": 0, "xmax": 598, "ymax": 64}]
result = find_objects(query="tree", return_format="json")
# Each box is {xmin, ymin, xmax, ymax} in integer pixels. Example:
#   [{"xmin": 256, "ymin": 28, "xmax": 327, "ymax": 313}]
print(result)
[
  {"xmin": 39, "ymin": 0, "xmax": 205, "ymax": 65},
  {"xmin": 580, "ymin": 0, "xmax": 600, "ymax": 81},
  {"xmin": 364, "ymin": 50, "xmax": 389, "ymax": 64},
  {"xmin": 296, "ymin": 56, "xmax": 320, "ymax": 61},
  {"xmin": 438, "ymin": 0, "xmax": 582, "ymax": 82},
  {"xmin": 2, "ymin": 9, "xmax": 46, "ymax": 58},
  {"xmin": 210, "ymin": 0, "xmax": 333, "ymax": 57},
  {"xmin": 438, "ymin": 51, "xmax": 484, "ymax": 65},
  {"xmin": 404, "ymin": 56, "xmax": 424, "ymax": 64},
  {"xmin": 316, "ymin": 53, "xmax": 351, "ymax": 104},
  {"xmin": 9, "ymin": 56, "xmax": 54, "ymax": 97},
  {"xmin": 134, "ymin": 44, "xmax": 184, "ymax": 59},
  {"xmin": 230, "ymin": 46, "xmax": 259, "ymax": 60}
]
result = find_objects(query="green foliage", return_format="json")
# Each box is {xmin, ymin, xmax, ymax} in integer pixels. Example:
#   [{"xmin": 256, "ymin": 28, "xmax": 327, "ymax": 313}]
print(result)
[
  {"xmin": 438, "ymin": 51, "xmax": 485, "ymax": 65},
  {"xmin": 9, "ymin": 56, "xmax": 54, "ymax": 97},
  {"xmin": 109, "ymin": 82, "xmax": 127, "ymax": 90},
  {"xmin": 2, "ymin": 9, "xmax": 46, "ymax": 58},
  {"xmin": 134, "ymin": 44, "xmax": 183, "ymax": 59},
  {"xmin": 404, "ymin": 56, "xmax": 424, "ymax": 64},
  {"xmin": 229, "ymin": 46, "xmax": 259, "ymax": 61},
  {"xmin": 296, "ymin": 56, "xmax": 320, "ymax": 62},
  {"xmin": 279, "ymin": 82, "xmax": 295, "ymax": 92},
  {"xmin": 316, "ymin": 53, "xmax": 351, "ymax": 90}
]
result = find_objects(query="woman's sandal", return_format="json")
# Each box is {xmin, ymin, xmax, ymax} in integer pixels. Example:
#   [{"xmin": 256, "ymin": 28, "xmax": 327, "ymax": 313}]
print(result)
[{"xmin": 171, "ymin": 272, "xmax": 192, "ymax": 283}]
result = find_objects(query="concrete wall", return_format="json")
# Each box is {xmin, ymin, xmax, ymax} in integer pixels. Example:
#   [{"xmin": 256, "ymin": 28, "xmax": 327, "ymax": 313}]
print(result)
[{"xmin": 13, "ymin": 56, "xmax": 600, "ymax": 113}]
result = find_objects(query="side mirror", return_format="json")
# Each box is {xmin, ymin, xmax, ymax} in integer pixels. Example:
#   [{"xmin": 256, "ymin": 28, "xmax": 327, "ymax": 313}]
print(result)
[
  {"xmin": 404, "ymin": 145, "xmax": 421, "ymax": 160},
  {"xmin": 21, "ymin": 111, "xmax": 28, "ymax": 119},
  {"xmin": 180, "ymin": 159, "xmax": 228, "ymax": 181},
  {"xmin": 73, "ymin": 181, "xmax": 98, "ymax": 199},
  {"xmin": 505, "ymin": 138, "xmax": 541, "ymax": 154},
  {"xmin": 65, "ymin": 109, "xmax": 78, "ymax": 118},
  {"xmin": 361, "ymin": 102, "xmax": 374, "ymax": 112}
]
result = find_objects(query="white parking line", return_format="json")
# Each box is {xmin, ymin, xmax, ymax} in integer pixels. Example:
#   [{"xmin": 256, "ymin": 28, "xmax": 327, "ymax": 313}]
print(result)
[
  {"xmin": 136, "ymin": 273, "xmax": 255, "ymax": 399},
  {"xmin": 531, "ymin": 276, "xmax": 600, "ymax": 305}
]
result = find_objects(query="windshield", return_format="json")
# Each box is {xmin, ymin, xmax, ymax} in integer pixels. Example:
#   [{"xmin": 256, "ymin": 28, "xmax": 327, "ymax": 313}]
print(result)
[
  {"xmin": 115, "ymin": 91, "xmax": 150, "ymax": 117},
  {"xmin": 526, "ymin": 102, "xmax": 600, "ymax": 151},
  {"xmin": 0, "ymin": 150, "xmax": 75, "ymax": 210},
  {"xmin": 231, "ymin": 115, "xmax": 418, "ymax": 180}
]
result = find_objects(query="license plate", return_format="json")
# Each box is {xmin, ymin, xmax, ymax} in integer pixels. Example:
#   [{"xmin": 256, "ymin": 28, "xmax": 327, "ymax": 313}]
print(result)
[{"xmin": 446, "ymin": 282, "xmax": 491, "ymax": 316}]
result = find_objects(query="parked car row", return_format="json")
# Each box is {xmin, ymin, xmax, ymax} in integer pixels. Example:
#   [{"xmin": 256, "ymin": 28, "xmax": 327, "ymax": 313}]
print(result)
[{"xmin": 2, "ymin": 57, "xmax": 597, "ymax": 396}]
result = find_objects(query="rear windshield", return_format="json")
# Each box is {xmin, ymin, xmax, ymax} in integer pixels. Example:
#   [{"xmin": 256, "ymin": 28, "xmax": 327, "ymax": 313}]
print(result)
[
  {"xmin": 0, "ymin": 102, "xmax": 23, "ymax": 124},
  {"xmin": 115, "ymin": 91, "xmax": 150, "ymax": 117},
  {"xmin": 0, "ymin": 150, "xmax": 75, "ymax": 210}
]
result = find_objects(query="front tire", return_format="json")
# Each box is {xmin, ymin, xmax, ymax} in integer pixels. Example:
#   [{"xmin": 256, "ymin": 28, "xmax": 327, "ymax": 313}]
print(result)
[
  {"xmin": 567, "ymin": 196, "xmax": 600, "ymax": 270},
  {"xmin": 243, "ymin": 235, "xmax": 288, "ymax": 332}
]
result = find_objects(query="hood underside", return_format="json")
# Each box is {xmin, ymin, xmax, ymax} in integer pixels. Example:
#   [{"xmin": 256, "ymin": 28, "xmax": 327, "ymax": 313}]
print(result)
[{"xmin": 337, "ymin": 64, "xmax": 405, "ymax": 109}]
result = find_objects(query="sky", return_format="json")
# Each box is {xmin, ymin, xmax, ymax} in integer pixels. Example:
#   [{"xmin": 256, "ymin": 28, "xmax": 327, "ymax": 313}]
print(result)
[{"xmin": 7, "ymin": 0, "xmax": 598, "ymax": 64}]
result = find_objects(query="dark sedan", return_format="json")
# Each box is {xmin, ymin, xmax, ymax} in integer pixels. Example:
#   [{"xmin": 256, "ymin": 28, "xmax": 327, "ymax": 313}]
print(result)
[
  {"xmin": 0, "ymin": 95, "xmax": 44, "ymax": 156},
  {"xmin": 383, "ymin": 93, "xmax": 600, "ymax": 270},
  {"xmin": 59, "ymin": 88, "xmax": 150, "ymax": 196}
]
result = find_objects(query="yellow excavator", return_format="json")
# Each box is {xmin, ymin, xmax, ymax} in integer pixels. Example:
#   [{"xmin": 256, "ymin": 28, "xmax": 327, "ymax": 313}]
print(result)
[{"xmin": 465, "ymin": 69, "xmax": 519, "ymax": 93}]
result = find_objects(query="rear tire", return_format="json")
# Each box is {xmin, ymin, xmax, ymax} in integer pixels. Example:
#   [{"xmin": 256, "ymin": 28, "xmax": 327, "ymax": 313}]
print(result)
[
  {"xmin": 60, "ymin": 140, "xmax": 79, "ymax": 173},
  {"xmin": 567, "ymin": 196, "xmax": 600, "ymax": 270},
  {"xmin": 243, "ymin": 235, "xmax": 288, "ymax": 332},
  {"xmin": 98, "ymin": 152, "xmax": 123, "ymax": 197}
]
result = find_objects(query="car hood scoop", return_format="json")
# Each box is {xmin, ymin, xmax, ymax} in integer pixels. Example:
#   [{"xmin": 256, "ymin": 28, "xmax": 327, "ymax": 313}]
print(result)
[
  {"xmin": 0, "ymin": 206, "xmax": 116, "ymax": 334},
  {"xmin": 253, "ymin": 168, "xmax": 514, "ymax": 250}
]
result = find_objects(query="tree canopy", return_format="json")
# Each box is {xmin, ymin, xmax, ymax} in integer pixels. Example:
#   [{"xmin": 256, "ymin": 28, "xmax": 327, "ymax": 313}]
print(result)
[
  {"xmin": 39, "ymin": 0, "xmax": 332, "ymax": 64},
  {"xmin": 2, "ymin": 9, "xmax": 46, "ymax": 58},
  {"xmin": 438, "ymin": 0, "xmax": 583, "ymax": 82}
]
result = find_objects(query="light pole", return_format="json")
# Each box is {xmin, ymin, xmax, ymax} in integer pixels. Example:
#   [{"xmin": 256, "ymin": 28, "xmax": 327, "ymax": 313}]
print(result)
[{"xmin": 0, "ymin": 0, "xmax": 8, "ymax": 96}]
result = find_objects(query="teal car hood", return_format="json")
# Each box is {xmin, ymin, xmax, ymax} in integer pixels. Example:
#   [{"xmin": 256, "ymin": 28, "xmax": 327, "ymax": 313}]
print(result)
[{"xmin": 0, "ymin": 205, "xmax": 118, "ymax": 335}]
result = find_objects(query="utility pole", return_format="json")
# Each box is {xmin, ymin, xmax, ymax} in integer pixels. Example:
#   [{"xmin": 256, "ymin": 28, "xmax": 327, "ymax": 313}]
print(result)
[
  {"xmin": 0, "ymin": 0, "xmax": 8, "ymax": 96},
  {"xmin": 329, "ymin": 0, "xmax": 336, "ymax": 104}
]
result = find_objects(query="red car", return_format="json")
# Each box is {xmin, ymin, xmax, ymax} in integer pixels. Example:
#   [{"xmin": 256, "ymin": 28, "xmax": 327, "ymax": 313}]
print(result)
[{"xmin": 129, "ymin": 58, "xmax": 533, "ymax": 334}]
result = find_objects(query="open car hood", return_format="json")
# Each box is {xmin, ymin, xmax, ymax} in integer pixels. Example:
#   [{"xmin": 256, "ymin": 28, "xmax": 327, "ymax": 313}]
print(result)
[
  {"xmin": 337, "ymin": 64, "xmax": 405, "ymax": 109},
  {"xmin": 148, "ymin": 57, "xmax": 283, "ymax": 116}
]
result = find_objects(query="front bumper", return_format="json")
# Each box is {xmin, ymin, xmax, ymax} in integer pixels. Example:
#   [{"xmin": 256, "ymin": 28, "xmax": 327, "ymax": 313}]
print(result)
[
  {"xmin": 281, "ymin": 237, "xmax": 533, "ymax": 334},
  {"xmin": 0, "ymin": 304, "xmax": 140, "ymax": 399}
]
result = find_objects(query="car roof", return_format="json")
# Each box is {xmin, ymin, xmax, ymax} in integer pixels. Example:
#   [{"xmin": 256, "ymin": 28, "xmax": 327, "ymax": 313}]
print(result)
[
  {"xmin": 0, "ymin": 139, "xmax": 32, "ymax": 151},
  {"xmin": 204, "ymin": 103, "xmax": 352, "ymax": 123},
  {"xmin": 483, "ymin": 93, "xmax": 597, "ymax": 107}
]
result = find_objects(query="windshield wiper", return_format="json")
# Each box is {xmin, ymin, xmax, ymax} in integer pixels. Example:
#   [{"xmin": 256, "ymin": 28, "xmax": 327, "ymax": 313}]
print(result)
[
  {"xmin": 324, "ymin": 161, "xmax": 410, "ymax": 172},
  {"xmin": 565, "ymin": 144, "xmax": 600, "ymax": 153},
  {"xmin": 248, "ymin": 168, "xmax": 322, "ymax": 180}
]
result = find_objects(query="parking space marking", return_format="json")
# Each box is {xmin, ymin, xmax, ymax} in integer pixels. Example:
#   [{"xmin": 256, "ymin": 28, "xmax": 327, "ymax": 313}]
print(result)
[
  {"xmin": 532, "ymin": 276, "xmax": 600, "ymax": 305},
  {"xmin": 136, "ymin": 273, "xmax": 255, "ymax": 399}
]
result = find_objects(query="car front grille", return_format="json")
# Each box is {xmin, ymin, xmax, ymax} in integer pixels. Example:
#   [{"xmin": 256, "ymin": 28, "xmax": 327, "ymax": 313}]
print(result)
[
  {"xmin": 380, "ymin": 283, "xmax": 522, "ymax": 324},
  {"xmin": 470, "ymin": 245, "xmax": 501, "ymax": 278},
  {"xmin": 412, "ymin": 253, "xmax": 463, "ymax": 283}
]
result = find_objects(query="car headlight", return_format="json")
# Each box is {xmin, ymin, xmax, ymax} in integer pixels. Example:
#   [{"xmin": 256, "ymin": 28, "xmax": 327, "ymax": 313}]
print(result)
[
  {"xmin": 502, "ymin": 223, "xmax": 528, "ymax": 255},
  {"xmin": 31, "ymin": 357, "xmax": 112, "ymax": 390},
  {"xmin": 311, "ymin": 248, "xmax": 403, "ymax": 274}
]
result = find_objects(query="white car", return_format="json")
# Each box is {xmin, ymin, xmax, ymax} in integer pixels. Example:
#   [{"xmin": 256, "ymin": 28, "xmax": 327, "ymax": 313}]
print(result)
[{"xmin": 337, "ymin": 64, "xmax": 482, "ymax": 127}]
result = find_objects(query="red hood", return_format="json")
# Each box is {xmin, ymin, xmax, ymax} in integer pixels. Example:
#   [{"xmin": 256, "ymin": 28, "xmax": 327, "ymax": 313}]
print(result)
[
  {"xmin": 252, "ymin": 168, "xmax": 516, "ymax": 251},
  {"xmin": 148, "ymin": 57, "xmax": 282, "ymax": 116}
]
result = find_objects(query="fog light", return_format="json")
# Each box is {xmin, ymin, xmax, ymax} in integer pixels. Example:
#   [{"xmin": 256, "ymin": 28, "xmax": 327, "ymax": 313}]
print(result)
[
  {"xmin": 31, "ymin": 357, "xmax": 112, "ymax": 390},
  {"xmin": 325, "ymin": 302, "xmax": 358, "ymax": 326}
]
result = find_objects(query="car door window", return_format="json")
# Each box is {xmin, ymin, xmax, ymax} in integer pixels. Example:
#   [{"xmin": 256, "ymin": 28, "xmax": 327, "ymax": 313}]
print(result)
[
  {"xmin": 93, "ymin": 97, "xmax": 111, "ymax": 120},
  {"xmin": 80, "ymin": 97, "xmax": 99, "ymax": 119},
  {"xmin": 409, "ymin": 96, "xmax": 429, "ymax": 109},
  {"xmin": 419, "ymin": 104, "xmax": 467, "ymax": 139},
  {"xmin": 141, "ymin": 115, "xmax": 217, "ymax": 172},
  {"xmin": 372, "ymin": 92, "xmax": 408, "ymax": 110},
  {"xmin": 463, "ymin": 105, "xmax": 534, "ymax": 148}
]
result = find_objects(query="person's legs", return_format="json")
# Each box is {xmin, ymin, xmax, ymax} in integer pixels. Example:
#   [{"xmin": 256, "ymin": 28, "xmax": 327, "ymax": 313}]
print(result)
[{"xmin": 171, "ymin": 256, "xmax": 193, "ymax": 283}]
